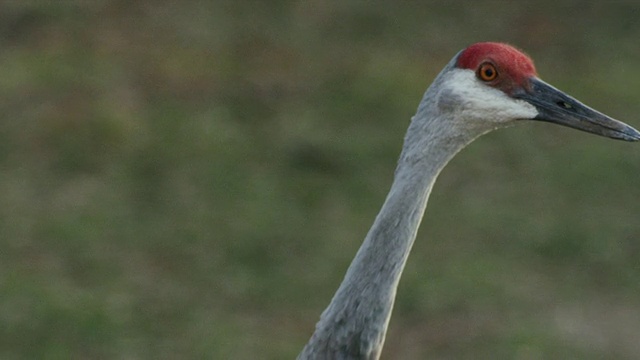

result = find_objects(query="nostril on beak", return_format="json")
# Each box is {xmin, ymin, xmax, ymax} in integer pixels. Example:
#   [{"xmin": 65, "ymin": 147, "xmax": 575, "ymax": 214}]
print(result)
[{"xmin": 557, "ymin": 100, "xmax": 573, "ymax": 110}]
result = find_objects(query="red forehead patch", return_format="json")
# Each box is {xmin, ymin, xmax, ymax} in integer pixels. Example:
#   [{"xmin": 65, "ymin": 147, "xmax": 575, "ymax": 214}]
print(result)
[{"xmin": 456, "ymin": 42, "xmax": 537, "ymax": 87}]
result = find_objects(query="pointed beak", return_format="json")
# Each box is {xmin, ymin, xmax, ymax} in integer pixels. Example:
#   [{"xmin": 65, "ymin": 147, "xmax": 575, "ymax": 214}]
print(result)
[{"xmin": 514, "ymin": 77, "xmax": 640, "ymax": 141}]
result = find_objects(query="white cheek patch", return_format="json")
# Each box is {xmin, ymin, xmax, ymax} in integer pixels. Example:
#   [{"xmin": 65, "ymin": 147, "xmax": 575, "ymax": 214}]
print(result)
[{"xmin": 439, "ymin": 69, "xmax": 538, "ymax": 125}]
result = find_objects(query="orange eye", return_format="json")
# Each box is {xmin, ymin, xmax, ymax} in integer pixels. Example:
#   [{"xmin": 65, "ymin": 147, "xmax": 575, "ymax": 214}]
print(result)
[{"xmin": 478, "ymin": 62, "xmax": 498, "ymax": 82}]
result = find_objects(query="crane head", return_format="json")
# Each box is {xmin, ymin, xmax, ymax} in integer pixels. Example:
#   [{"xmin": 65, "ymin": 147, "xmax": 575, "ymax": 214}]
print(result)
[{"xmin": 436, "ymin": 42, "xmax": 640, "ymax": 141}]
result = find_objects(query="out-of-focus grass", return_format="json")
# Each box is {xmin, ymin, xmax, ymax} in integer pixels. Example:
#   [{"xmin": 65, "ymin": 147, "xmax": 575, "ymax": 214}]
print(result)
[{"xmin": 1, "ymin": 1, "xmax": 639, "ymax": 359}]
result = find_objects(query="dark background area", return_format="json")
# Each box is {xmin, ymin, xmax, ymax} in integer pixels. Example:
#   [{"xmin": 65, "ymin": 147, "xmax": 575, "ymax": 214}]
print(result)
[{"xmin": 1, "ymin": 1, "xmax": 639, "ymax": 359}]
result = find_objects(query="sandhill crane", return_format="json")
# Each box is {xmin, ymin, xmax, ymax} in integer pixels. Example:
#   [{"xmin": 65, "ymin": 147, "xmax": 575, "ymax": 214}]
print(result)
[{"xmin": 298, "ymin": 42, "xmax": 640, "ymax": 360}]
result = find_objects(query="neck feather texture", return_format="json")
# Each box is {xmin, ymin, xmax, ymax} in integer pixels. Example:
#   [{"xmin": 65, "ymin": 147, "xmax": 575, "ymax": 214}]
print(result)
[{"xmin": 299, "ymin": 107, "xmax": 476, "ymax": 359}]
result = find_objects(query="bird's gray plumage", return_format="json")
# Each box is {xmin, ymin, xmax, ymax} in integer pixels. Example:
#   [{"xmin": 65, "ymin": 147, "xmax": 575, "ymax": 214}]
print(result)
[
  {"xmin": 298, "ymin": 43, "xmax": 639, "ymax": 359},
  {"xmin": 298, "ymin": 58, "xmax": 476, "ymax": 360}
]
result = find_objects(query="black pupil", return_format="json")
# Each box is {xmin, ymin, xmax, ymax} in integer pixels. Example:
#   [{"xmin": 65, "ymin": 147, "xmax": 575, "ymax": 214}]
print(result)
[{"xmin": 484, "ymin": 68, "xmax": 493, "ymax": 78}]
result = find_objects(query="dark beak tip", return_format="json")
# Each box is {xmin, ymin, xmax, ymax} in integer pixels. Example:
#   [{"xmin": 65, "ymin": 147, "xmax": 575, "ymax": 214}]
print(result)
[
  {"xmin": 619, "ymin": 124, "xmax": 640, "ymax": 142},
  {"xmin": 628, "ymin": 130, "xmax": 640, "ymax": 142}
]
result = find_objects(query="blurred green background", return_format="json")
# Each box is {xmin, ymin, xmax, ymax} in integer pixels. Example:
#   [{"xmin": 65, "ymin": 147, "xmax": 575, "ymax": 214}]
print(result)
[{"xmin": 1, "ymin": 1, "xmax": 639, "ymax": 359}]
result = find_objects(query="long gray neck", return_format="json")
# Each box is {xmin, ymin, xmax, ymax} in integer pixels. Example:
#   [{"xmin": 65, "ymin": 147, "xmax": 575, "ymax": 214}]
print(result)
[
  {"xmin": 298, "ymin": 59, "xmax": 478, "ymax": 359},
  {"xmin": 299, "ymin": 90, "xmax": 475, "ymax": 359}
]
